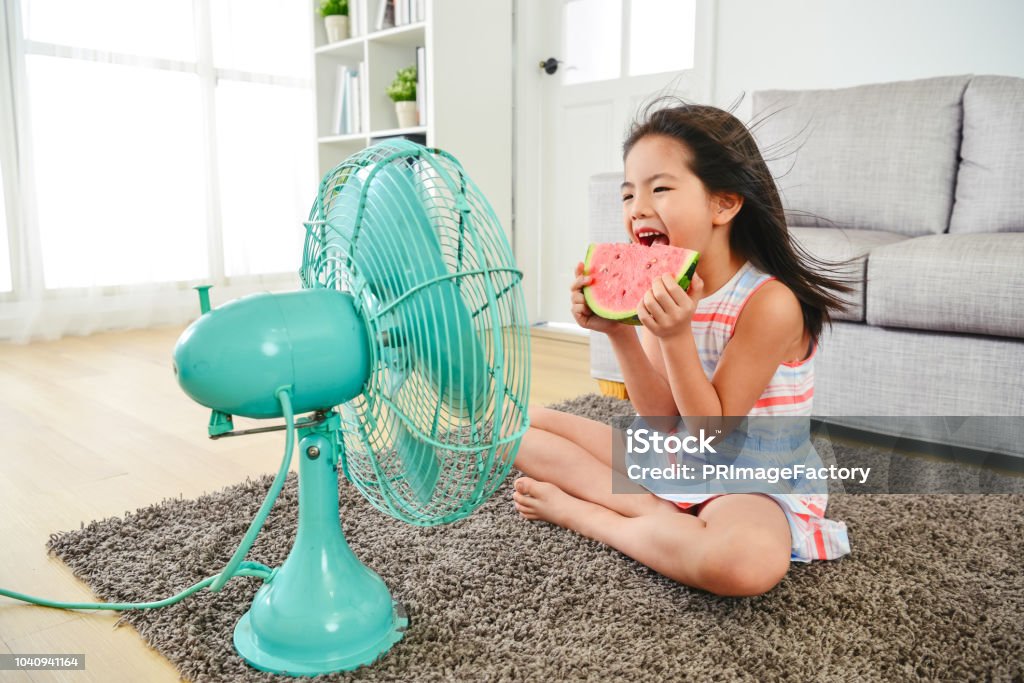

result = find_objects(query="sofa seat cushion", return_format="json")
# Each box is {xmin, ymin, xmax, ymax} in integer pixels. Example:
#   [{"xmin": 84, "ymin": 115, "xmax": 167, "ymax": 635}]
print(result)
[
  {"xmin": 752, "ymin": 75, "xmax": 970, "ymax": 237},
  {"xmin": 790, "ymin": 227, "xmax": 908, "ymax": 322},
  {"xmin": 866, "ymin": 234, "xmax": 1024, "ymax": 338},
  {"xmin": 949, "ymin": 75, "xmax": 1024, "ymax": 234}
]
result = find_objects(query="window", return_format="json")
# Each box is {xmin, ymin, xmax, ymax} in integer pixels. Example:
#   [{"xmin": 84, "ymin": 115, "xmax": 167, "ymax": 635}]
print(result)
[
  {"xmin": 562, "ymin": 0, "xmax": 697, "ymax": 85},
  {"xmin": 10, "ymin": 0, "xmax": 315, "ymax": 290},
  {"xmin": 563, "ymin": 0, "xmax": 622, "ymax": 86},
  {"xmin": 628, "ymin": 0, "xmax": 696, "ymax": 77},
  {"xmin": 20, "ymin": 0, "xmax": 196, "ymax": 61},
  {"xmin": 215, "ymin": 81, "xmax": 315, "ymax": 277},
  {"xmin": 26, "ymin": 56, "xmax": 209, "ymax": 287}
]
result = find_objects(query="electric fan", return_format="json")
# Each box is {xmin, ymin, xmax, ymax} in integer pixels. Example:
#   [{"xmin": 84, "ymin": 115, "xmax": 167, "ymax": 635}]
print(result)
[{"xmin": 173, "ymin": 139, "xmax": 530, "ymax": 675}]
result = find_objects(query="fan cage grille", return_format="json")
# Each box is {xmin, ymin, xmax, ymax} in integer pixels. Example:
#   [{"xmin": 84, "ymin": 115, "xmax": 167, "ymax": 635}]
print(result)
[{"xmin": 301, "ymin": 140, "xmax": 530, "ymax": 526}]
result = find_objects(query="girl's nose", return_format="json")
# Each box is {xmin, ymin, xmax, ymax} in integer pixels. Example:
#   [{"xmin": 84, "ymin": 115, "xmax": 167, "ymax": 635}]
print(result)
[{"xmin": 632, "ymin": 200, "xmax": 653, "ymax": 219}]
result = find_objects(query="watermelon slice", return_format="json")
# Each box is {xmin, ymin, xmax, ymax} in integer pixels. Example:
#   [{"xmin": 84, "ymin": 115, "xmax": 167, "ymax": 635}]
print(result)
[{"xmin": 583, "ymin": 243, "xmax": 700, "ymax": 325}]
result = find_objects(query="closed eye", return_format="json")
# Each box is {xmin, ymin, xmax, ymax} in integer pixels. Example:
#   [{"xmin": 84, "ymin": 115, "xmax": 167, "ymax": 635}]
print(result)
[
  {"xmin": 653, "ymin": 186, "xmax": 671, "ymax": 193},
  {"xmin": 621, "ymin": 193, "xmax": 633, "ymax": 202}
]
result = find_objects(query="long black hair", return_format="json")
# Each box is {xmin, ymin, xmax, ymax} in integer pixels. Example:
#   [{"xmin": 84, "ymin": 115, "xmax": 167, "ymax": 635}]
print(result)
[{"xmin": 623, "ymin": 98, "xmax": 852, "ymax": 344}]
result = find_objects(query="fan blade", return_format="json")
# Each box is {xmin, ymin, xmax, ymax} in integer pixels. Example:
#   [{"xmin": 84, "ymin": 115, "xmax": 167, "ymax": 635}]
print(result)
[
  {"xmin": 405, "ymin": 281, "xmax": 490, "ymax": 420},
  {"xmin": 324, "ymin": 163, "xmax": 446, "ymax": 295},
  {"xmin": 391, "ymin": 416, "xmax": 440, "ymax": 505},
  {"xmin": 327, "ymin": 161, "xmax": 491, "ymax": 418}
]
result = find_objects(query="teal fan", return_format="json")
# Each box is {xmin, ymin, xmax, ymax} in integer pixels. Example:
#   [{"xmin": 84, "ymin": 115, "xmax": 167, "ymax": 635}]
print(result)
[{"xmin": 173, "ymin": 140, "xmax": 530, "ymax": 675}]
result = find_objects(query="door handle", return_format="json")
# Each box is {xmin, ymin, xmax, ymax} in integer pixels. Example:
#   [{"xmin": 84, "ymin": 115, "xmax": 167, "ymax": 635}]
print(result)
[{"xmin": 538, "ymin": 57, "xmax": 561, "ymax": 75}]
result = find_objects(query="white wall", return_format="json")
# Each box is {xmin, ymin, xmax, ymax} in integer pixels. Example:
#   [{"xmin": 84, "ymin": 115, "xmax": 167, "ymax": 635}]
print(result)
[{"xmin": 712, "ymin": 0, "xmax": 1024, "ymax": 118}]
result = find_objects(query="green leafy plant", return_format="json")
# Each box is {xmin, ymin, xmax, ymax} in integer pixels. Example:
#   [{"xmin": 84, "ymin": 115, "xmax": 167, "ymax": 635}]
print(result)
[
  {"xmin": 319, "ymin": 0, "xmax": 348, "ymax": 17},
  {"xmin": 386, "ymin": 66, "xmax": 417, "ymax": 102}
]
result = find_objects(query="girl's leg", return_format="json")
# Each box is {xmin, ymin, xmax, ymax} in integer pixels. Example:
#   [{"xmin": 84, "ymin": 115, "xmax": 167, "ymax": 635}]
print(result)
[
  {"xmin": 514, "ymin": 480, "xmax": 791, "ymax": 597},
  {"xmin": 526, "ymin": 406, "xmax": 620, "ymax": 468},
  {"xmin": 514, "ymin": 407, "xmax": 676, "ymax": 518}
]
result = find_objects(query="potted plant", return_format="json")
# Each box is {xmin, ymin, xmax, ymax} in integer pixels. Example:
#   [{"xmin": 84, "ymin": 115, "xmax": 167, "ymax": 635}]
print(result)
[
  {"xmin": 320, "ymin": 0, "xmax": 349, "ymax": 43},
  {"xmin": 386, "ymin": 65, "xmax": 418, "ymax": 128}
]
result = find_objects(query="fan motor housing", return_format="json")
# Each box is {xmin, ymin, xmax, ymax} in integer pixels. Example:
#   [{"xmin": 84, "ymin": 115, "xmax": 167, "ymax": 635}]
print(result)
[{"xmin": 173, "ymin": 289, "xmax": 371, "ymax": 418}]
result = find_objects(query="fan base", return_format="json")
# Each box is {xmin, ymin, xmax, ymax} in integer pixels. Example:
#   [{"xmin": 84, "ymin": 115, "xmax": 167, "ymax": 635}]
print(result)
[
  {"xmin": 230, "ymin": 429, "xmax": 409, "ymax": 676},
  {"xmin": 233, "ymin": 603, "xmax": 408, "ymax": 676}
]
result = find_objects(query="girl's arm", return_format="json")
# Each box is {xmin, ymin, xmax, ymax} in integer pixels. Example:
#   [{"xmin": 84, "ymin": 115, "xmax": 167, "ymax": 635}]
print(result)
[
  {"xmin": 569, "ymin": 261, "xmax": 677, "ymax": 415},
  {"xmin": 643, "ymin": 275, "xmax": 806, "ymax": 419},
  {"xmin": 605, "ymin": 325, "xmax": 677, "ymax": 416}
]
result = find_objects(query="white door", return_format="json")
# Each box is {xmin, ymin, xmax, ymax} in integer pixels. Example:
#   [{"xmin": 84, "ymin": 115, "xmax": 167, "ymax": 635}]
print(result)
[{"xmin": 514, "ymin": 0, "xmax": 715, "ymax": 325}]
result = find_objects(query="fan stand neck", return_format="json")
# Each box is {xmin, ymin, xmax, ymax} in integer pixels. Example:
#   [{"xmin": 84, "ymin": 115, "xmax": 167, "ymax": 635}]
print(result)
[{"xmin": 233, "ymin": 417, "xmax": 407, "ymax": 675}]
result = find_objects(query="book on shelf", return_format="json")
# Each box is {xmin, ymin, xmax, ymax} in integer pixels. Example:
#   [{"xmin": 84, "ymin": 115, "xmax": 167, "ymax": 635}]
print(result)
[
  {"xmin": 415, "ymin": 45, "xmax": 427, "ymax": 127},
  {"xmin": 350, "ymin": 0, "xmax": 364, "ymax": 37},
  {"xmin": 331, "ymin": 66, "xmax": 346, "ymax": 135},
  {"xmin": 375, "ymin": 0, "xmax": 394, "ymax": 31},
  {"xmin": 358, "ymin": 59, "xmax": 368, "ymax": 135},
  {"xmin": 331, "ymin": 63, "xmax": 365, "ymax": 135},
  {"xmin": 348, "ymin": 68, "xmax": 360, "ymax": 133},
  {"xmin": 391, "ymin": 0, "xmax": 423, "ymax": 28},
  {"xmin": 371, "ymin": 0, "xmax": 426, "ymax": 33}
]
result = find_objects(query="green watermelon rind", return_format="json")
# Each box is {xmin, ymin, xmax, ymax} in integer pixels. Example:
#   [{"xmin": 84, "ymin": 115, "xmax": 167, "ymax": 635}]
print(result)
[{"xmin": 582, "ymin": 243, "xmax": 700, "ymax": 325}]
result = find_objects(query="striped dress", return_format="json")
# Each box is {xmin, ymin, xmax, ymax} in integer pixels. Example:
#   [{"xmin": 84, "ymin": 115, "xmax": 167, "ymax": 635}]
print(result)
[
  {"xmin": 654, "ymin": 261, "xmax": 850, "ymax": 562},
  {"xmin": 693, "ymin": 261, "xmax": 816, "ymax": 416}
]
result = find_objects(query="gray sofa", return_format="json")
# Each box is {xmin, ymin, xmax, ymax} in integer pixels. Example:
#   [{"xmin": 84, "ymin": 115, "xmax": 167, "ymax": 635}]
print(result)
[{"xmin": 588, "ymin": 75, "xmax": 1024, "ymax": 458}]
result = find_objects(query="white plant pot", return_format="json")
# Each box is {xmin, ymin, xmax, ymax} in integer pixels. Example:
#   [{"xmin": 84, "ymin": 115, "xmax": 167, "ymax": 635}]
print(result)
[
  {"xmin": 324, "ymin": 15, "xmax": 349, "ymax": 43},
  {"xmin": 395, "ymin": 101, "xmax": 418, "ymax": 129}
]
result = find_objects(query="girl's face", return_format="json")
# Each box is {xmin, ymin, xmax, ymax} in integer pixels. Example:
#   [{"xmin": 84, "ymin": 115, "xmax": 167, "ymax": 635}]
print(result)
[{"xmin": 621, "ymin": 134, "xmax": 718, "ymax": 253}]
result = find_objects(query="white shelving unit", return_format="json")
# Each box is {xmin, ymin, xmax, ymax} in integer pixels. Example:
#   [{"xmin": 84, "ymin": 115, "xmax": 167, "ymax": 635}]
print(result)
[{"xmin": 311, "ymin": 0, "xmax": 513, "ymax": 236}]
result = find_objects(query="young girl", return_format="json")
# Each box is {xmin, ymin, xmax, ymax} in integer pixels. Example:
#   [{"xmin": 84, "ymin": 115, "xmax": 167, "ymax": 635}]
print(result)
[{"xmin": 512, "ymin": 101, "xmax": 851, "ymax": 597}]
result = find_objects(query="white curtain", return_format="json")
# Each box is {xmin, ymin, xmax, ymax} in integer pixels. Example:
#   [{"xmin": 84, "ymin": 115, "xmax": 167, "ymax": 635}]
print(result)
[{"xmin": 0, "ymin": 0, "xmax": 317, "ymax": 341}]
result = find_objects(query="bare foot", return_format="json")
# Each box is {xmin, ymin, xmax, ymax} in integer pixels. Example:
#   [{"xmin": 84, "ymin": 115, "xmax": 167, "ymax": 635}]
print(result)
[{"xmin": 512, "ymin": 477, "xmax": 586, "ymax": 529}]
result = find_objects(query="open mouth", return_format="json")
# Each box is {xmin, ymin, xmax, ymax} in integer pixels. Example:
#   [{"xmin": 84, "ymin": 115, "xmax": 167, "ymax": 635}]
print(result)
[{"xmin": 635, "ymin": 228, "xmax": 670, "ymax": 247}]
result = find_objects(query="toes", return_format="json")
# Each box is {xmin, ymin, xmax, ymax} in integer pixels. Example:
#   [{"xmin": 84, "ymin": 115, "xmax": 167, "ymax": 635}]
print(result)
[
  {"xmin": 513, "ymin": 499, "xmax": 537, "ymax": 520},
  {"xmin": 514, "ymin": 477, "xmax": 536, "ymax": 496}
]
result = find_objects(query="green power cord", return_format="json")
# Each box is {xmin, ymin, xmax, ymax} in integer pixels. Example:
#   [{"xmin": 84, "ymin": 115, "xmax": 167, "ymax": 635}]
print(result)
[{"xmin": 0, "ymin": 388, "xmax": 297, "ymax": 613}]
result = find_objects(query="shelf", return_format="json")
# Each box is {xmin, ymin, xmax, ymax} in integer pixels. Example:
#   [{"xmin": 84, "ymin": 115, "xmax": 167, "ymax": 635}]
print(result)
[
  {"xmin": 318, "ymin": 126, "xmax": 426, "ymax": 145},
  {"xmin": 314, "ymin": 37, "xmax": 364, "ymax": 60},
  {"xmin": 367, "ymin": 22, "xmax": 426, "ymax": 47},
  {"xmin": 311, "ymin": 0, "xmax": 511, "ymax": 237},
  {"xmin": 318, "ymin": 133, "xmax": 368, "ymax": 144},
  {"xmin": 314, "ymin": 22, "xmax": 426, "ymax": 55},
  {"xmin": 369, "ymin": 126, "xmax": 427, "ymax": 138}
]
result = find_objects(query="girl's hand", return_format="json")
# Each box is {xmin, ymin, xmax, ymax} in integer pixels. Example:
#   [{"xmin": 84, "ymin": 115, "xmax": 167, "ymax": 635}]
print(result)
[
  {"xmin": 570, "ymin": 261, "xmax": 620, "ymax": 334},
  {"xmin": 637, "ymin": 272, "xmax": 704, "ymax": 339}
]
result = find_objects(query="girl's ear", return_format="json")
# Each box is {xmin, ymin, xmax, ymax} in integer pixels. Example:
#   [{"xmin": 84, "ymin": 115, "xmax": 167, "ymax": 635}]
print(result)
[{"xmin": 711, "ymin": 192, "xmax": 744, "ymax": 226}]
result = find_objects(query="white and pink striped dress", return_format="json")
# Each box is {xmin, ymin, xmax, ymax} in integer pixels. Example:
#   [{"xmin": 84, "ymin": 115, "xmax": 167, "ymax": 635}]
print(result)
[
  {"xmin": 658, "ymin": 261, "xmax": 850, "ymax": 562},
  {"xmin": 693, "ymin": 261, "xmax": 816, "ymax": 416}
]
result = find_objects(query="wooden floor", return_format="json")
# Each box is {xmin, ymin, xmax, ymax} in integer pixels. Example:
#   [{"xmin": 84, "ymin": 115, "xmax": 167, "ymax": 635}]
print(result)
[{"xmin": 0, "ymin": 325, "xmax": 596, "ymax": 682}]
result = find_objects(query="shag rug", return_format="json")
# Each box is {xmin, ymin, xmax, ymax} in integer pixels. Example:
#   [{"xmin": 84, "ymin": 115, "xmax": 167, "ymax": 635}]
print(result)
[{"xmin": 47, "ymin": 395, "xmax": 1023, "ymax": 682}]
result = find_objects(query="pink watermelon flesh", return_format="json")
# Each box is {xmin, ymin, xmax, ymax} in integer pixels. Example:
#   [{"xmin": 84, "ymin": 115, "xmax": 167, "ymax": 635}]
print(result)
[{"xmin": 583, "ymin": 243, "xmax": 700, "ymax": 324}]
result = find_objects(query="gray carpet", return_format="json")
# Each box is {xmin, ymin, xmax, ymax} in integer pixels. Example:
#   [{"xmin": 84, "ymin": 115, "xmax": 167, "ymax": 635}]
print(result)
[{"xmin": 46, "ymin": 395, "xmax": 1024, "ymax": 682}]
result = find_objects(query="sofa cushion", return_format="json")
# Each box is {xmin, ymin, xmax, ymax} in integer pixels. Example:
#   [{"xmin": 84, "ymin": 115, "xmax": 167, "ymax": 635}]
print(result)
[
  {"xmin": 790, "ymin": 227, "xmax": 908, "ymax": 322},
  {"xmin": 949, "ymin": 75, "xmax": 1024, "ymax": 234},
  {"xmin": 865, "ymin": 233, "xmax": 1024, "ymax": 338},
  {"xmin": 752, "ymin": 76, "xmax": 971, "ymax": 237},
  {"xmin": 814, "ymin": 322, "xmax": 1024, "ymax": 419}
]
